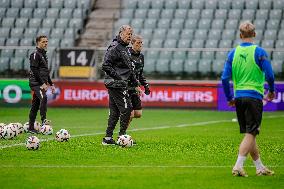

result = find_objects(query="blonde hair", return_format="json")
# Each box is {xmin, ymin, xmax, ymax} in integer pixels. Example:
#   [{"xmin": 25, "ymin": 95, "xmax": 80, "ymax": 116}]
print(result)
[
  {"xmin": 239, "ymin": 21, "xmax": 256, "ymax": 38},
  {"xmin": 131, "ymin": 34, "xmax": 143, "ymax": 44}
]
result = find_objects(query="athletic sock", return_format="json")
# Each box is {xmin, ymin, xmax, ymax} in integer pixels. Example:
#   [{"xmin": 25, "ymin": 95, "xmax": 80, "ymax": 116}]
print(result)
[
  {"xmin": 234, "ymin": 155, "xmax": 247, "ymax": 168},
  {"xmin": 105, "ymin": 137, "xmax": 112, "ymax": 140},
  {"xmin": 253, "ymin": 158, "xmax": 265, "ymax": 170}
]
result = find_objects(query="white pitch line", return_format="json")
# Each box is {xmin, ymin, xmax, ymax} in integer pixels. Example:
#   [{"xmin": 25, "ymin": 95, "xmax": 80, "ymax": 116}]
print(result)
[
  {"xmin": 0, "ymin": 165, "xmax": 282, "ymax": 168},
  {"xmin": 1, "ymin": 115, "xmax": 283, "ymax": 149}
]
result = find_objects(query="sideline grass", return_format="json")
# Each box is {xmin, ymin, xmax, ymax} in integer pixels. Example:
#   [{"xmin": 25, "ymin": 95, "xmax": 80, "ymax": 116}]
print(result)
[{"xmin": 0, "ymin": 108, "xmax": 283, "ymax": 189}]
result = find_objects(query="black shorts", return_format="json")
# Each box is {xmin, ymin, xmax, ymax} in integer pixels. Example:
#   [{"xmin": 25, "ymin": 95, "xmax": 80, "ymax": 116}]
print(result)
[
  {"xmin": 129, "ymin": 90, "xmax": 142, "ymax": 110},
  {"xmin": 235, "ymin": 97, "xmax": 263, "ymax": 135}
]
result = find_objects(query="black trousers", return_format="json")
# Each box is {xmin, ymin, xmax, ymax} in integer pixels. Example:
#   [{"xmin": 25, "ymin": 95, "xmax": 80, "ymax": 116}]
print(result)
[
  {"xmin": 29, "ymin": 86, "xmax": 47, "ymax": 129},
  {"xmin": 106, "ymin": 87, "xmax": 132, "ymax": 137}
]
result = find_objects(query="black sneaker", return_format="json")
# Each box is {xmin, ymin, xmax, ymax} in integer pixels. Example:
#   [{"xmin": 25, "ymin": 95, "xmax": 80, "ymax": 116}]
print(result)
[
  {"xmin": 102, "ymin": 138, "xmax": 116, "ymax": 145},
  {"xmin": 27, "ymin": 128, "xmax": 40, "ymax": 134}
]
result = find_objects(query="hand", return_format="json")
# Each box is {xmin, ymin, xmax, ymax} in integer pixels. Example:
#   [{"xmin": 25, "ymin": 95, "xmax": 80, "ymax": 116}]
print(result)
[
  {"xmin": 51, "ymin": 85, "xmax": 56, "ymax": 94},
  {"xmin": 267, "ymin": 91, "xmax": 275, "ymax": 101},
  {"xmin": 144, "ymin": 85, "xmax": 151, "ymax": 95},
  {"xmin": 228, "ymin": 99, "xmax": 235, "ymax": 107},
  {"xmin": 40, "ymin": 83, "xmax": 48, "ymax": 91},
  {"xmin": 135, "ymin": 87, "xmax": 143, "ymax": 96}
]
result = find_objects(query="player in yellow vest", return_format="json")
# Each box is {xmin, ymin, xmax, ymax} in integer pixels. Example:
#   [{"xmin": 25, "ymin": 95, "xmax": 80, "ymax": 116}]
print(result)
[{"xmin": 221, "ymin": 21, "xmax": 275, "ymax": 177}]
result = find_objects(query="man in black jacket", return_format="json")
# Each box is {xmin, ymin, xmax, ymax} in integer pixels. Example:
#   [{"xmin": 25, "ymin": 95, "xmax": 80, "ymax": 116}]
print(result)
[
  {"xmin": 102, "ymin": 25, "xmax": 141, "ymax": 145},
  {"xmin": 28, "ymin": 35, "xmax": 55, "ymax": 133},
  {"xmin": 127, "ymin": 35, "xmax": 150, "ymax": 128}
]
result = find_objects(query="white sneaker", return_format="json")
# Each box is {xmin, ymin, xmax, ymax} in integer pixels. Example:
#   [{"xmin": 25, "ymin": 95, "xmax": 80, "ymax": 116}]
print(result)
[
  {"xmin": 232, "ymin": 166, "xmax": 248, "ymax": 177},
  {"xmin": 256, "ymin": 167, "xmax": 274, "ymax": 176}
]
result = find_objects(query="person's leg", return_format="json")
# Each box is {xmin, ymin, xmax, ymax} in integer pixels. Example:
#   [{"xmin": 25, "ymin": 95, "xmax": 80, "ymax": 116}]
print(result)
[
  {"xmin": 105, "ymin": 89, "xmax": 120, "ymax": 138},
  {"xmin": 127, "ymin": 93, "xmax": 142, "ymax": 128},
  {"xmin": 38, "ymin": 88, "xmax": 47, "ymax": 123},
  {"xmin": 29, "ymin": 90, "xmax": 40, "ymax": 130}
]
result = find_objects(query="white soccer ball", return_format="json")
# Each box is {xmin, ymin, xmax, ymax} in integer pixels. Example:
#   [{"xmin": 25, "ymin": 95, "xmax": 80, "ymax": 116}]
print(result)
[
  {"xmin": 117, "ymin": 135, "xmax": 134, "ymax": 147},
  {"xmin": 40, "ymin": 124, "xmax": 53, "ymax": 135},
  {"xmin": 55, "ymin": 129, "xmax": 70, "ymax": 142},
  {"xmin": 23, "ymin": 121, "xmax": 41, "ymax": 132},
  {"xmin": 26, "ymin": 136, "xmax": 40, "ymax": 150},
  {"xmin": 2, "ymin": 125, "xmax": 17, "ymax": 139},
  {"xmin": 0, "ymin": 123, "xmax": 6, "ymax": 127},
  {"xmin": 0, "ymin": 125, "xmax": 5, "ymax": 139},
  {"xmin": 8, "ymin": 123, "xmax": 24, "ymax": 135}
]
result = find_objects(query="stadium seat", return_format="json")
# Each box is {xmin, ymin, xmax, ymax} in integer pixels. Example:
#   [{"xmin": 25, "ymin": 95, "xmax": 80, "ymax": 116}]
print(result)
[
  {"xmin": 205, "ymin": 0, "xmax": 218, "ymax": 9},
  {"xmin": 180, "ymin": 29, "xmax": 194, "ymax": 39},
  {"xmin": 37, "ymin": 0, "xmax": 49, "ymax": 8},
  {"xmin": 205, "ymin": 40, "xmax": 218, "ymax": 48},
  {"xmin": 146, "ymin": 51, "xmax": 159, "ymax": 59},
  {"xmin": 37, "ymin": 28, "xmax": 51, "ymax": 36},
  {"xmin": 272, "ymin": 51, "xmax": 284, "ymax": 60},
  {"xmin": 219, "ymin": 40, "xmax": 232, "ymax": 48},
  {"xmin": 15, "ymin": 49, "xmax": 28, "ymax": 58},
  {"xmin": 24, "ymin": 28, "xmax": 37, "ymax": 38},
  {"xmin": 215, "ymin": 9, "xmax": 227, "ymax": 19},
  {"xmin": 208, "ymin": 30, "xmax": 222, "ymax": 40},
  {"xmin": 225, "ymin": 19, "xmax": 239, "ymax": 29},
  {"xmin": 194, "ymin": 29, "xmax": 208, "ymax": 39},
  {"xmin": 187, "ymin": 9, "xmax": 200, "ymax": 19},
  {"xmin": 49, "ymin": 38, "xmax": 60, "ymax": 47},
  {"xmin": 212, "ymin": 60, "xmax": 224, "ymax": 75},
  {"xmin": 157, "ymin": 19, "xmax": 171, "ymax": 29},
  {"xmin": 64, "ymin": 0, "xmax": 77, "ymax": 8},
  {"xmin": 1, "ymin": 18, "xmax": 15, "ymax": 27},
  {"xmin": 184, "ymin": 19, "xmax": 198, "ymax": 29},
  {"xmin": 159, "ymin": 51, "xmax": 172, "ymax": 59},
  {"xmin": 147, "ymin": 9, "xmax": 160, "ymax": 19},
  {"xmin": 278, "ymin": 30, "xmax": 284, "ymax": 39},
  {"xmin": 0, "ymin": 0, "xmax": 10, "ymax": 8},
  {"xmin": 0, "ymin": 28, "xmax": 10, "ymax": 38},
  {"xmin": 140, "ymin": 29, "xmax": 153, "ymax": 39},
  {"xmin": 216, "ymin": 51, "xmax": 228, "ymax": 60},
  {"xmin": 150, "ymin": 39, "xmax": 163, "ymax": 48},
  {"xmin": 260, "ymin": 0, "xmax": 272, "ymax": 9},
  {"xmin": 264, "ymin": 30, "xmax": 277, "ymax": 40},
  {"xmin": 10, "ymin": 57, "xmax": 24, "ymax": 71},
  {"xmin": 254, "ymin": 19, "xmax": 266, "ymax": 30},
  {"xmin": 1, "ymin": 49, "xmax": 14, "ymax": 57},
  {"xmin": 171, "ymin": 19, "xmax": 184, "ymax": 29},
  {"xmin": 198, "ymin": 19, "xmax": 211, "ymax": 29},
  {"xmin": 156, "ymin": 59, "xmax": 169, "ymax": 73},
  {"xmin": 232, "ymin": 0, "xmax": 244, "ymax": 9},
  {"xmin": 135, "ymin": 9, "xmax": 148, "ymax": 19},
  {"xmin": 6, "ymin": 8, "xmax": 19, "ymax": 18},
  {"xmin": 11, "ymin": 28, "xmax": 24, "ymax": 38},
  {"xmin": 0, "ymin": 8, "xmax": 6, "ymax": 17},
  {"xmin": 261, "ymin": 40, "xmax": 275, "ymax": 48},
  {"xmin": 151, "ymin": 0, "xmax": 164, "ymax": 9},
  {"xmin": 15, "ymin": 18, "xmax": 29, "ymax": 28},
  {"xmin": 175, "ymin": 9, "xmax": 187, "ymax": 19},
  {"xmin": 188, "ymin": 51, "xmax": 201, "ymax": 60},
  {"xmin": 211, "ymin": 19, "xmax": 225, "ymax": 29},
  {"xmin": 153, "ymin": 29, "xmax": 167, "ymax": 39},
  {"xmin": 143, "ymin": 59, "xmax": 156, "ymax": 73},
  {"xmin": 11, "ymin": 0, "xmax": 23, "ymax": 8},
  {"xmin": 161, "ymin": 9, "xmax": 174, "ymax": 19},
  {"xmin": 184, "ymin": 60, "xmax": 198, "ymax": 74},
  {"xmin": 131, "ymin": 18, "xmax": 144, "ymax": 29},
  {"xmin": 33, "ymin": 8, "xmax": 46, "ymax": 19},
  {"xmin": 276, "ymin": 40, "xmax": 284, "ymax": 48},
  {"xmin": 222, "ymin": 29, "xmax": 235, "ymax": 40},
  {"xmin": 202, "ymin": 51, "xmax": 215, "ymax": 60},
  {"xmin": 266, "ymin": 19, "xmax": 280, "ymax": 30},
  {"xmin": 170, "ymin": 60, "xmax": 184, "ymax": 73},
  {"xmin": 20, "ymin": 8, "xmax": 33, "ymax": 18},
  {"xmin": 25, "ymin": 0, "xmax": 37, "ymax": 8},
  {"xmin": 121, "ymin": 9, "xmax": 134, "ymax": 18},
  {"xmin": 29, "ymin": 18, "xmax": 42, "ymax": 28},
  {"xmin": 46, "ymin": 8, "xmax": 59, "ymax": 19},
  {"xmin": 166, "ymin": 29, "xmax": 180, "ymax": 39},
  {"xmin": 64, "ymin": 28, "xmax": 76, "ymax": 38},
  {"xmin": 55, "ymin": 18, "xmax": 69, "ymax": 28},
  {"xmin": 271, "ymin": 60, "xmax": 283, "ymax": 75},
  {"xmin": 218, "ymin": 0, "xmax": 230, "ymax": 9},
  {"xmin": 0, "ymin": 57, "xmax": 9, "ymax": 72},
  {"xmin": 164, "ymin": 39, "xmax": 177, "ymax": 48},
  {"xmin": 191, "ymin": 40, "xmax": 204, "ymax": 48},
  {"xmin": 165, "ymin": 0, "xmax": 177, "ymax": 9},
  {"xmin": 51, "ymin": 28, "xmax": 65, "ymax": 38},
  {"xmin": 228, "ymin": 10, "xmax": 241, "ymax": 19},
  {"xmin": 144, "ymin": 19, "xmax": 157, "ymax": 29},
  {"xmin": 114, "ymin": 18, "xmax": 130, "ymax": 29},
  {"xmin": 256, "ymin": 10, "xmax": 269, "ymax": 19},
  {"xmin": 201, "ymin": 9, "xmax": 214, "ymax": 19},
  {"xmin": 173, "ymin": 51, "xmax": 187, "ymax": 60},
  {"xmin": 122, "ymin": 0, "xmax": 137, "ymax": 8},
  {"xmin": 51, "ymin": 0, "xmax": 64, "ymax": 8},
  {"xmin": 60, "ymin": 38, "xmax": 74, "ymax": 47},
  {"xmin": 177, "ymin": 40, "xmax": 191, "ymax": 48},
  {"xmin": 245, "ymin": 0, "xmax": 258, "ymax": 9},
  {"xmin": 138, "ymin": 0, "xmax": 151, "ymax": 9},
  {"xmin": 69, "ymin": 18, "xmax": 83, "ymax": 29},
  {"xmin": 198, "ymin": 60, "xmax": 212, "ymax": 75},
  {"xmin": 23, "ymin": 58, "xmax": 30, "ymax": 71},
  {"xmin": 60, "ymin": 8, "xmax": 73, "ymax": 18},
  {"xmin": 191, "ymin": 0, "xmax": 204, "ymax": 9},
  {"xmin": 20, "ymin": 38, "xmax": 33, "ymax": 46},
  {"xmin": 177, "ymin": 0, "xmax": 190, "ymax": 9},
  {"xmin": 269, "ymin": 10, "xmax": 282, "ymax": 19},
  {"xmin": 242, "ymin": 9, "xmax": 255, "ymax": 20},
  {"xmin": 273, "ymin": 0, "xmax": 284, "ymax": 9},
  {"xmin": 42, "ymin": 18, "xmax": 56, "ymax": 28},
  {"xmin": 6, "ymin": 38, "xmax": 19, "ymax": 46}
]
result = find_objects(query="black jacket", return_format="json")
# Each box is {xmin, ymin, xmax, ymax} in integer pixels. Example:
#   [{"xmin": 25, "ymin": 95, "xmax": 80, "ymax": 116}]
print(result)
[
  {"xmin": 102, "ymin": 36, "xmax": 138, "ymax": 88},
  {"xmin": 128, "ymin": 47, "xmax": 148, "ymax": 88},
  {"xmin": 29, "ymin": 47, "xmax": 53, "ymax": 87}
]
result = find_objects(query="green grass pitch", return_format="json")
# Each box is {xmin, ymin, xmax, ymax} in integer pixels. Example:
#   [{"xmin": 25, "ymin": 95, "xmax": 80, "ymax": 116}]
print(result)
[{"xmin": 0, "ymin": 108, "xmax": 284, "ymax": 189}]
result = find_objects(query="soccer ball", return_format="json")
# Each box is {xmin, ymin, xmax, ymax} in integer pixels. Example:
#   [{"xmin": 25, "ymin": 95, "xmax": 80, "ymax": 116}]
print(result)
[
  {"xmin": 0, "ymin": 124, "xmax": 5, "ymax": 139},
  {"xmin": 8, "ymin": 123, "xmax": 24, "ymax": 135},
  {"xmin": 117, "ymin": 135, "xmax": 134, "ymax": 147},
  {"xmin": 40, "ymin": 124, "xmax": 53, "ymax": 135},
  {"xmin": 55, "ymin": 129, "xmax": 70, "ymax": 142},
  {"xmin": 23, "ymin": 121, "xmax": 41, "ymax": 132},
  {"xmin": 26, "ymin": 136, "xmax": 40, "ymax": 150},
  {"xmin": 2, "ymin": 125, "xmax": 17, "ymax": 139},
  {"xmin": 0, "ymin": 123, "xmax": 6, "ymax": 127}
]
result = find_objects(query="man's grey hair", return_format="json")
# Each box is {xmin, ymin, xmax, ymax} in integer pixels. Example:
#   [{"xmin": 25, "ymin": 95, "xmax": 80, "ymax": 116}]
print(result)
[{"xmin": 118, "ymin": 25, "xmax": 133, "ymax": 34}]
